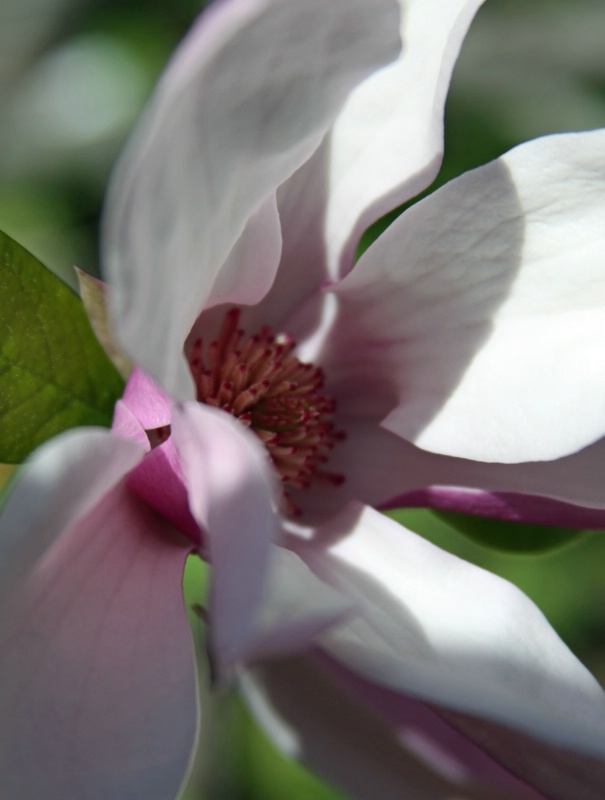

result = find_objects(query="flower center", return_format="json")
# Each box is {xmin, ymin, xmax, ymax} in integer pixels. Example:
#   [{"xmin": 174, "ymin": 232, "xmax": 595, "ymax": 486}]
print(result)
[{"xmin": 189, "ymin": 309, "xmax": 344, "ymax": 513}]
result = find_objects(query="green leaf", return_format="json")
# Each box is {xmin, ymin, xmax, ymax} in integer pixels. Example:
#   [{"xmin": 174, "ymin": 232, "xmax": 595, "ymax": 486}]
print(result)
[
  {"xmin": 433, "ymin": 510, "xmax": 584, "ymax": 554},
  {"xmin": 0, "ymin": 230, "xmax": 125, "ymax": 462}
]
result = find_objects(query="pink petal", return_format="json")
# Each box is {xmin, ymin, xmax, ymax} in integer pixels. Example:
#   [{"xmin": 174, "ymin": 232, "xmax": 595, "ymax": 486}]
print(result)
[
  {"xmin": 170, "ymin": 402, "xmax": 279, "ymax": 676},
  {"xmin": 241, "ymin": 655, "xmax": 533, "ymax": 800},
  {"xmin": 104, "ymin": 0, "xmax": 401, "ymax": 399},
  {"xmin": 296, "ymin": 418, "xmax": 605, "ymax": 528},
  {"xmin": 121, "ymin": 367, "xmax": 173, "ymax": 429},
  {"xmin": 126, "ymin": 436, "xmax": 202, "ymax": 545},
  {"xmin": 0, "ymin": 465, "xmax": 196, "ymax": 798},
  {"xmin": 112, "ymin": 399, "xmax": 150, "ymax": 449},
  {"xmin": 391, "ymin": 487, "xmax": 605, "ymax": 530},
  {"xmin": 323, "ymin": 128, "xmax": 605, "ymax": 463},
  {"xmin": 292, "ymin": 505, "xmax": 605, "ymax": 765}
]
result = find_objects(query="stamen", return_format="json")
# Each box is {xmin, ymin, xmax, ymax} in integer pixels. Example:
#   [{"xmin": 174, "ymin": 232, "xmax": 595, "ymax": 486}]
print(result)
[{"xmin": 190, "ymin": 309, "xmax": 344, "ymax": 513}]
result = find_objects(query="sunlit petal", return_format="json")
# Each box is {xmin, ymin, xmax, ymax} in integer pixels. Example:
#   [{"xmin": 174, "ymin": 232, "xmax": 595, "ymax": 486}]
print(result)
[
  {"xmin": 324, "ymin": 129, "xmax": 605, "ymax": 462},
  {"xmin": 292, "ymin": 505, "xmax": 605, "ymax": 762}
]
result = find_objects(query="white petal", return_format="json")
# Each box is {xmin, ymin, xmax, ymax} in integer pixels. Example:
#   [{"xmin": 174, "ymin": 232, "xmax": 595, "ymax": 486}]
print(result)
[
  {"xmin": 0, "ymin": 427, "xmax": 143, "ymax": 602},
  {"xmin": 257, "ymin": 0, "xmax": 484, "ymax": 333},
  {"xmin": 325, "ymin": 0, "xmax": 486, "ymax": 276},
  {"xmin": 170, "ymin": 402, "xmax": 279, "ymax": 676},
  {"xmin": 227, "ymin": 158, "xmax": 333, "ymax": 338},
  {"xmin": 293, "ymin": 504, "xmax": 605, "ymax": 761},
  {"xmin": 325, "ymin": 129, "xmax": 605, "ymax": 462},
  {"xmin": 203, "ymin": 192, "xmax": 282, "ymax": 310},
  {"xmin": 240, "ymin": 656, "xmax": 529, "ymax": 800},
  {"xmin": 244, "ymin": 544, "xmax": 352, "ymax": 662},
  {"xmin": 104, "ymin": 0, "xmax": 401, "ymax": 398}
]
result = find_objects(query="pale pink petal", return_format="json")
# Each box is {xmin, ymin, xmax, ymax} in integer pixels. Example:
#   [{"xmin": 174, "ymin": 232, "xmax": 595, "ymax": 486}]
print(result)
[
  {"xmin": 325, "ymin": 0, "xmax": 486, "ymax": 277},
  {"xmin": 0, "ymin": 480, "xmax": 197, "ymax": 799},
  {"xmin": 0, "ymin": 428, "xmax": 144, "ymax": 601},
  {"xmin": 291, "ymin": 654, "xmax": 605, "ymax": 799},
  {"xmin": 323, "ymin": 129, "xmax": 605, "ymax": 463},
  {"xmin": 314, "ymin": 656, "xmax": 545, "ymax": 798},
  {"xmin": 296, "ymin": 419, "xmax": 605, "ymax": 528},
  {"xmin": 438, "ymin": 706, "xmax": 605, "ymax": 800},
  {"xmin": 240, "ymin": 655, "xmax": 534, "ymax": 800},
  {"xmin": 170, "ymin": 402, "xmax": 279, "ymax": 676},
  {"xmin": 291, "ymin": 505, "xmax": 605, "ymax": 764},
  {"xmin": 104, "ymin": 0, "xmax": 401, "ymax": 399}
]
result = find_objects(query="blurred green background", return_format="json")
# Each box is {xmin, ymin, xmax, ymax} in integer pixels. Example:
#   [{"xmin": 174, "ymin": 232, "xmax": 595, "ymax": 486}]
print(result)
[{"xmin": 1, "ymin": 0, "xmax": 605, "ymax": 797}]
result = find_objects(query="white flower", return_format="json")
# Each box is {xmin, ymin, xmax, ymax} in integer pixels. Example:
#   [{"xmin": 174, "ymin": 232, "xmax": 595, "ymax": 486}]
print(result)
[{"xmin": 3, "ymin": 1, "xmax": 605, "ymax": 798}]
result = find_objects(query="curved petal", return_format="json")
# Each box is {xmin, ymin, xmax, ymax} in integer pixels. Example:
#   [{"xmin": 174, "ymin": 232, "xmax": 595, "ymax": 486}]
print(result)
[
  {"xmin": 0, "ymin": 481, "xmax": 197, "ymax": 800},
  {"xmin": 323, "ymin": 128, "xmax": 605, "ymax": 462},
  {"xmin": 250, "ymin": 0, "xmax": 485, "ymax": 337},
  {"xmin": 229, "ymin": 156, "xmax": 333, "ymax": 340},
  {"xmin": 203, "ymin": 192, "xmax": 283, "ymax": 310},
  {"xmin": 170, "ymin": 402, "xmax": 279, "ymax": 677},
  {"xmin": 243, "ymin": 545, "xmax": 352, "ymax": 663},
  {"xmin": 313, "ymin": 656, "xmax": 545, "ymax": 798},
  {"xmin": 240, "ymin": 655, "xmax": 534, "ymax": 800},
  {"xmin": 0, "ymin": 427, "xmax": 144, "ymax": 601},
  {"xmin": 438, "ymin": 705, "xmax": 605, "ymax": 800},
  {"xmin": 104, "ymin": 0, "xmax": 402, "ymax": 399},
  {"xmin": 295, "ymin": 419, "xmax": 605, "ymax": 528},
  {"xmin": 126, "ymin": 436, "xmax": 202, "ymax": 545},
  {"xmin": 307, "ymin": 654, "xmax": 605, "ymax": 800},
  {"xmin": 326, "ymin": 0, "xmax": 486, "ymax": 277},
  {"xmin": 291, "ymin": 504, "xmax": 605, "ymax": 763}
]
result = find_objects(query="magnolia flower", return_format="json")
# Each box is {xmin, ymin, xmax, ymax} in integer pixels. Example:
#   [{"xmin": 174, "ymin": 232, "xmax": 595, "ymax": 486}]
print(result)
[{"xmin": 3, "ymin": 1, "xmax": 605, "ymax": 799}]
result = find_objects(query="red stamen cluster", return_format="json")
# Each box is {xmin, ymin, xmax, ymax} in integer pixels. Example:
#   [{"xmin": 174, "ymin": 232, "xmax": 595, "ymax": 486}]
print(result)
[{"xmin": 189, "ymin": 309, "xmax": 344, "ymax": 511}]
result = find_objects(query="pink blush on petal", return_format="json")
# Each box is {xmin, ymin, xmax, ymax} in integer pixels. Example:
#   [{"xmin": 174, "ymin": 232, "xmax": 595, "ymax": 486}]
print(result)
[
  {"xmin": 385, "ymin": 487, "xmax": 605, "ymax": 530},
  {"xmin": 127, "ymin": 438, "xmax": 202, "ymax": 546},
  {"xmin": 122, "ymin": 366, "xmax": 174, "ymax": 428}
]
